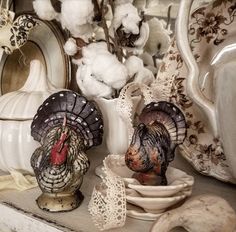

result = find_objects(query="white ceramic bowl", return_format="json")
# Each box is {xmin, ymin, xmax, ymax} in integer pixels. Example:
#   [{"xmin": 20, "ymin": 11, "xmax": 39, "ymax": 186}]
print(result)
[
  {"xmin": 126, "ymin": 168, "xmax": 194, "ymax": 197},
  {"xmin": 104, "ymin": 155, "xmax": 194, "ymax": 197},
  {"xmin": 126, "ymin": 188, "xmax": 187, "ymax": 214}
]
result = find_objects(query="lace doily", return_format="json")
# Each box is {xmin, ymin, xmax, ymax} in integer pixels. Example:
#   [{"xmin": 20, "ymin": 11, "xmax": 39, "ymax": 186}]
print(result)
[
  {"xmin": 88, "ymin": 155, "xmax": 126, "ymax": 231},
  {"xmin": 116, "ymin": 82, "xmax": 161, "ymax": 142},
  {"xmin": 151, "ymin": 75, "xmax": 173, "ymax": 102}
]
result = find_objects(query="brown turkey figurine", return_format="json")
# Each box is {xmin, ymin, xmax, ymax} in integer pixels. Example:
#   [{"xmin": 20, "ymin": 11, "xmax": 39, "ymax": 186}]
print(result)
[
  {"xmin": 125, "ymin": 101, "xmax": 187, "ymax": 186},
  {"xmin": 31, "ymin": 90, "xmax": 103, "ymax": 212}
]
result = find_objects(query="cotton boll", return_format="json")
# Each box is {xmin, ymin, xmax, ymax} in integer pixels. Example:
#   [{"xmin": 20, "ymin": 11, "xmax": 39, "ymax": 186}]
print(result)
[
  {"xmin": 145, "ymin": 18, "xmax": 171, "ymax": 56},
  {"xmin": 112, "ymin": 3, "xmax": 141, "ymax": 33},
  {"xmin": 133, "ymin": 66, "xmax": 154, "ymax": 85},
  {"xmin": 125, "ymin": 55, "xmax": 144, "ymax": 77},
  {"xmin": 60, "ymin": 0, "xmax": 94, "ymax": 25},
  {"xmin": 76, "ymin": 64, "xmax": 113, "ymax": 99},
  {"xmin": 82, "ymin": 42, "xmax": 109, "ymax": 65},
  {"xmin": 64, "ymin": 38, "xmax": 78, "ymax": 56},
  {"xmin": 60, "ymin": 0, "xmax": 94, "ymax": 38},
  {"xmin": 134, "ymin": 22, "xmax": 149, "ymax": 48},
  {"xmin": 122, "ymin": 14, "xmax": 140, "ymax": 34},
  {"xmin": 91, "ymin": 53, "xmax": 128, "ymax": 89},
  {"xmin": 79, "ymin": 42, "xmax": 129, "ymax": 92},
  {"xmin": 33, "ymin": 0, "xmax": 59, "ymax": 21},
  {"xmin": 125, "ymin": 55, "xmax": 154, "ymax": 85},
  {"xmin": 70, "ymin": 24, "xmax": 94, "ymax": 41}
]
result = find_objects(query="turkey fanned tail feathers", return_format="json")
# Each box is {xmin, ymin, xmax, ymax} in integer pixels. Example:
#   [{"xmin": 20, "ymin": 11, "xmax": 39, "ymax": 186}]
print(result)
[
  {"xmin": 31, "ymin": 90, "xmax": 103, "ymax": 149},
  {"xmin": 139, "ymin": 101, "xmax": 187, "ymax": 161}
]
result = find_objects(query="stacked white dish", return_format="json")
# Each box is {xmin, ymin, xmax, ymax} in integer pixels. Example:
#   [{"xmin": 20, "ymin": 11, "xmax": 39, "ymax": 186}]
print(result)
[{"xmin": 104, "ymin": 155, "xmax": 194, "ymax": 221}]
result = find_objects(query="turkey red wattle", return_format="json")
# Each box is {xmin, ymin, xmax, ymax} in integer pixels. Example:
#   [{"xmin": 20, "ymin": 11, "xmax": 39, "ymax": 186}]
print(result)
[{"xmin": 50, "ymin": 132, "xmax": 69, "ymax": 166}]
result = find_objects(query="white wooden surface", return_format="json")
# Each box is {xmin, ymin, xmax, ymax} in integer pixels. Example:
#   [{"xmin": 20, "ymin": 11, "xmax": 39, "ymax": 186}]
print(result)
[{"xmin": 0, "ymin": 146, "xmax": 236, "ymax": 232}]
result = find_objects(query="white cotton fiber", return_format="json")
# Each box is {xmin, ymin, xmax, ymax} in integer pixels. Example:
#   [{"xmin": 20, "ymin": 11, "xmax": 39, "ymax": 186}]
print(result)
[
  {"xmin": 125, "ymin": 55, "xmax": 144, "ymax": 77},
  {"xmin": 33, "ymin": 0, "xmax": 59, "ymax": 21},
  {"xmin": 91, "ymin": 53, "xmax": 128, "ymax": 89},
  {"xmin": 133, "ymin": 66, "xmax": 154, "ymax": 85},
  {"xmin": 112, "ymin": 3, "xmax": 141, "ymax": 33},
  {"xmin": 145, "ymin": 18, "xmax": 171, "ymax": 56},
  {"xmin": 64, "ymin": 38, "xmax": 78, "ymax": 56},
  {"xmin": 125, "ymin": 56, "xmax": 154, "ymax": 85},
  {"xmin": 76, "ymin": 64, "xmax": 113, "ymax": 99},
  {"xmin": 60, "ymin": 0, "xmax": 94, "ymax": 38}
]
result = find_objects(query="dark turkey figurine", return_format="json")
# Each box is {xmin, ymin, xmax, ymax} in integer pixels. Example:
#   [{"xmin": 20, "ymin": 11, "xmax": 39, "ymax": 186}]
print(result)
[
  {"xmin": 31, "ymin": 90, "xmax": 103, "ymax": 212},
  {"xmin": 125, "ymin": 101, "xmax": 187, "ymax": 186}
]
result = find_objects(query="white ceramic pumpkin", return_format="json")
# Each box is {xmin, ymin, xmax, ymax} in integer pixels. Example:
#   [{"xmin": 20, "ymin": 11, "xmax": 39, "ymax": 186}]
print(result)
[{"xmin": 0, "ymin": 60, "xmax": 60, "ymax": 173}]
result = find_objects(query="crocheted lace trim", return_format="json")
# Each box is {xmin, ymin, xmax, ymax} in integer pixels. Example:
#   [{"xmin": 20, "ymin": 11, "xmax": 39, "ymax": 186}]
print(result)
[
  {"xmin": 151, "ymin": 74, "xmax": 173, "ymax": 101},
  {"xmin": 88, "ymin": 155, "xmax": 126, "ymax": 231},
  {"xmin": 116, "ymin": 82, "xmax": 159, "ymax": 142}
]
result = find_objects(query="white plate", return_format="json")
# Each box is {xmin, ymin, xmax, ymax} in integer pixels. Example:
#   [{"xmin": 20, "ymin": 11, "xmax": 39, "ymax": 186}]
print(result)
[
  {"xmin": 126, "ymin": 190, "xmax": 187, "ymax": 214},
  {"xmin": 126, "ymin": 167, "xmax": 194, "ymax": 197},
  {"xmin": 127, "ymin": 203, "xmax": 163, "ymax": 221},
  {"xmin": 0, "ymin": 15, "xmax": 70, "ymax": 95},
  {"xmin": 156, "ymin": 0, "xmax": 236, "ymax": 184}
]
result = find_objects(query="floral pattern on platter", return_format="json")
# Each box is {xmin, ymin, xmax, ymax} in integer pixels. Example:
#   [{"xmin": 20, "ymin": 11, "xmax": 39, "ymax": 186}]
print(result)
[
  {"xmin": 156, "ymin": 0, "xmax": 236, "ymax": 184},
  {"xmin": 189, "ymin": 0, "xmax": 236, "ymax": 47}
]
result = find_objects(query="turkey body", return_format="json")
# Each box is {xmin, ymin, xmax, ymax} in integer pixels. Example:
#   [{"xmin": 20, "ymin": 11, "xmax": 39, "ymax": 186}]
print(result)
[
  {"xmin": 125, "ymin": 101, "xmax": 186, "ymax": 185},
  {"xmin": 31, "ymin": 126, "xmax": 89, "ymax": 194},
  {"xmin": 30, "ymin": 91, "xmax": 103, "ymax": 211}
]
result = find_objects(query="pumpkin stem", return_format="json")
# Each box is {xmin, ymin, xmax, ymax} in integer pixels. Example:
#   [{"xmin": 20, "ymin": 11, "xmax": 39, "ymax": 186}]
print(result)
[{"xmin": 20, "ymin": 60, "xmax": 56, "ymax": 92}]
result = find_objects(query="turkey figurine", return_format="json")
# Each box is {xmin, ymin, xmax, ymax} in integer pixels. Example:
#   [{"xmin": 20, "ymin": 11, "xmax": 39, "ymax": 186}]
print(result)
[
  {"xmin": 125, "ymin": 101, "xmax": 187, "ymax": 186},
  {"xmin": 31, "ymin": 90, "xmax": 103, "ymax": 212}
]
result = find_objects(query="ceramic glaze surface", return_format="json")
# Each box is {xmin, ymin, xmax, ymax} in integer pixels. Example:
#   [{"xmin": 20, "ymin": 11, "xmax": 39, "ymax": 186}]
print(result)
[
  {"xmin": 104, "ymin": 155, "xmax": 194, "ymax": 219},
  {"xmin": 95, "ymin": 96, "xmax": 141, "ymax": 154},
  {"xmin": 157, "ymin": 0, "xmax": 236, "ymax": 183},
  {"xmin": 0, "ymin": 120, "xmax": 39, "ymax": 173},
  {"xmin": 0, "ymin": 16, "xmax": 70, "ymax": 94},
  {"xmin": 0, "ymin": 60, "xmax": 60, "ymax": 173},
  {"xmin": 126, "ymin": 167, "xmax": 194, "ymax": 197},
  {"xmin": 151, "ymin": 194, "xmax": 236, "ymax": 232},
  {"xmin": 126, "ymin": 191, "xmax": 187, "ymax": 214},
  {"xmin": 0, "ymin": 60, "xmax": 57, "ymax": 119},
  {"xmin": 216, "ymin": 61, "xmax": 236, "ymax": 179}
]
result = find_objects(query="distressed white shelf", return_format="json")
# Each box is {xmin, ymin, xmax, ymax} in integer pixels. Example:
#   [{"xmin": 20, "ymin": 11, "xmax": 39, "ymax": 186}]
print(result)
[{"xmin": 0, "ymin": 146, "xmax": 236, "ymax": 232}]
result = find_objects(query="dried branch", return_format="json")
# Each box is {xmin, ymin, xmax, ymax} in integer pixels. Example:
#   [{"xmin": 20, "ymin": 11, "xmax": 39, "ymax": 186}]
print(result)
[
  {"xmin": 100, "ymin": 0, "xmax": 112, "ymax": 52},
  {"xmin": 92, "ymin": 0, "xmax": 102, "ymax": 21}
]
